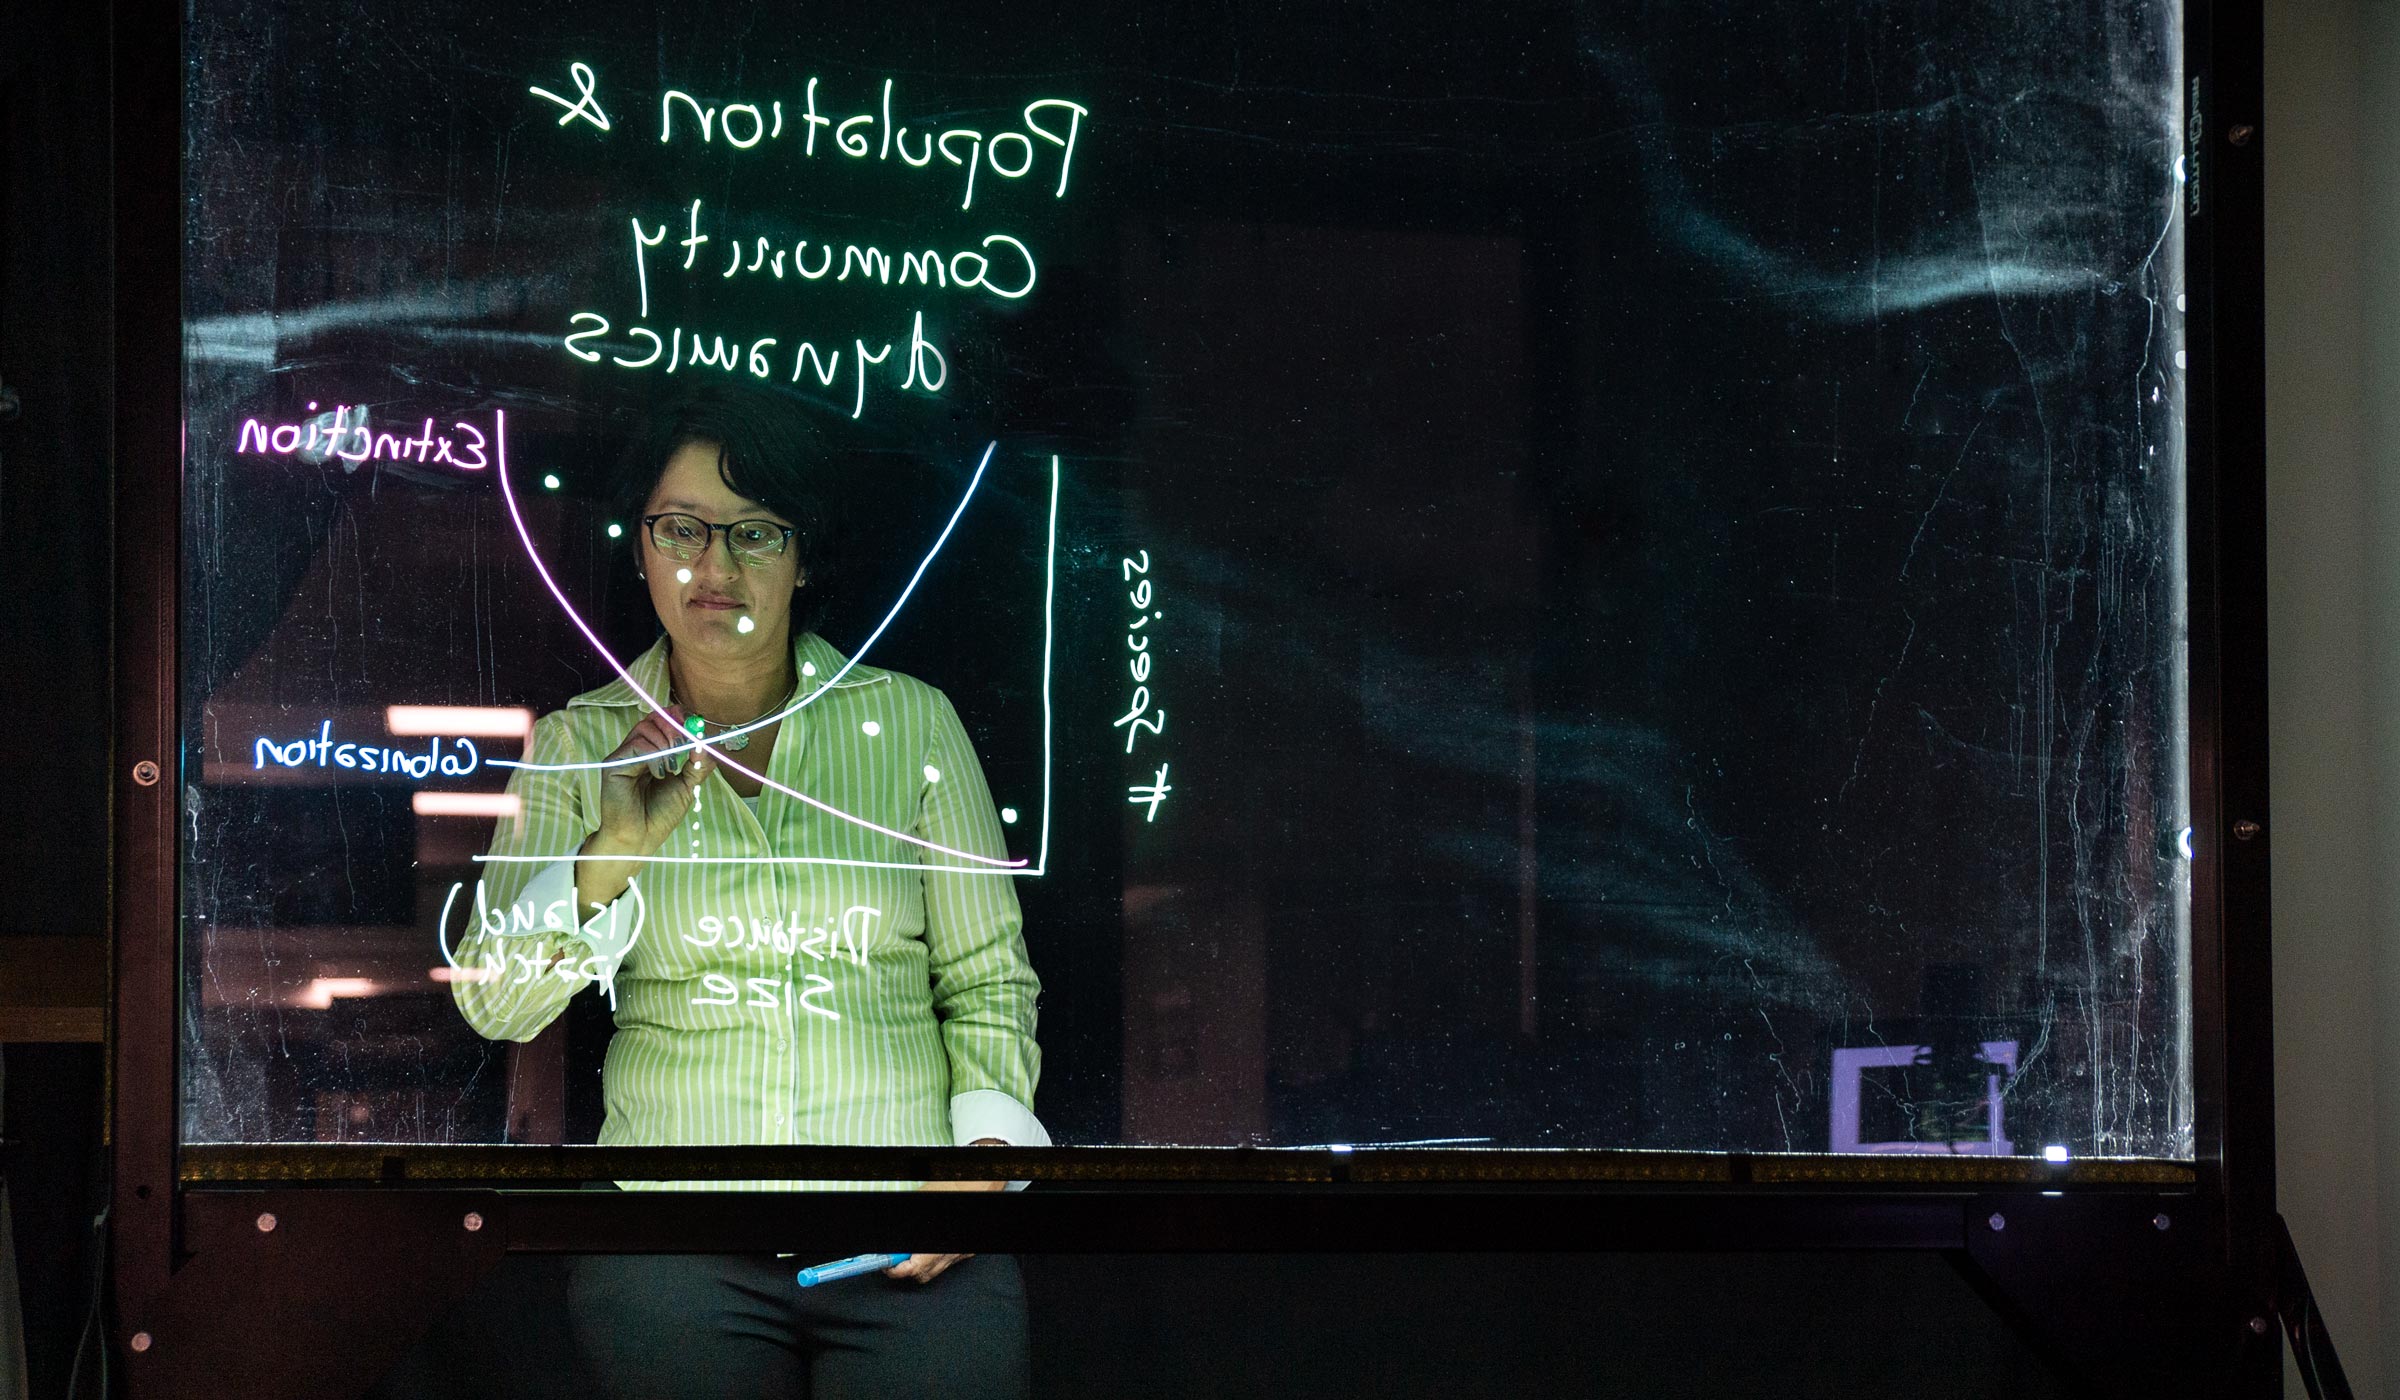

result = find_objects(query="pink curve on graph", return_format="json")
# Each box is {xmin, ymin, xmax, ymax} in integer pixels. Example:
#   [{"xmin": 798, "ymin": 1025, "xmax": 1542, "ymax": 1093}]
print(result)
[{"xmin": 492, "ymin": 409, "xmax": 1025, "ymax": 870}]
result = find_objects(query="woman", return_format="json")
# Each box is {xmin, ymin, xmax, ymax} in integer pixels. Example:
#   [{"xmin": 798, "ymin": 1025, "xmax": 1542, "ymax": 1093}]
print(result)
[{"xmin": 451, "ymin": 387, "xmax": 1043, "ymax": 1399}]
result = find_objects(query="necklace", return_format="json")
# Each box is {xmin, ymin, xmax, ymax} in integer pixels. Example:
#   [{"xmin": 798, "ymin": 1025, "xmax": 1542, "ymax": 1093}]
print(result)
[{"xmin": 675, "ymin": 678, "xmax": 798, "ymax": 752}]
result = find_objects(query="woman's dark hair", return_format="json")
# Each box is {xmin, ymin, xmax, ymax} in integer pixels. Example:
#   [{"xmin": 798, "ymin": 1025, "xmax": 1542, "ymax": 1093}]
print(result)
[{"xmin": 611, "ymin": 385, "xmax": 844, "ymax": 633}]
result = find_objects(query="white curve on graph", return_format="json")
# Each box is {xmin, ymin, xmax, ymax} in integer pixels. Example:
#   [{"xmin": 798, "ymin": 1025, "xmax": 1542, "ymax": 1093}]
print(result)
[
  {"xmin": 495, "ymin": 440, "xmax": 997, "ymax": 770},
  {"xmin": 491, "ymin": 410, "xmax": 1023, "ymax": 870}
]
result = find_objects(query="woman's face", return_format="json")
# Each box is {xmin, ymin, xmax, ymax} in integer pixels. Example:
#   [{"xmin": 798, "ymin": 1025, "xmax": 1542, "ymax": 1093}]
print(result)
[{"xmin": 641, "ymin": 440, "xmax": 803, "ymax": 665}]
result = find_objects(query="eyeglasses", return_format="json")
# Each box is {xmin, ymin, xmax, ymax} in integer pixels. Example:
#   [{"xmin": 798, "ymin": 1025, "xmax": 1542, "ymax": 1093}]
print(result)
[{"xmin": 641, "ymin": 513, "xmax": 797, "ymax": 567}]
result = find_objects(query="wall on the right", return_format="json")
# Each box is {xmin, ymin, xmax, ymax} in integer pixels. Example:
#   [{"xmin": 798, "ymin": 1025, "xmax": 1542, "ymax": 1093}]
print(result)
[{"xmin": 2263, "ymin": 0, "xmax": 2395, "ymax": 1394}]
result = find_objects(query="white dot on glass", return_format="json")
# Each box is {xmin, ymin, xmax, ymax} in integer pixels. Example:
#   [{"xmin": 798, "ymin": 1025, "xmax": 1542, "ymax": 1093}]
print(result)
[
  {"xmin": 606, "ymin": 522, "xmax": 624, "ymax": 539},
  {"xmin": 1000, "ymin": 807, "xmax": 1019, "ymax": 824},
  {"xmin": 675, "ymin": 567, "xmax": 693, "ymax": 584},
  {"xmin": 861, "ymin": 721, "xmax": 881, "ymax": 737},
  {"xmin": 2174, "ymin": 350, "xmax": 2187, "ymax": 370},
  {"xmin": 736, "ymin": 616, "xmax": 755, "ymax": 634},
  {"xmin": 543, "ymin": 473, "xmax": 561, "ymax": 490},
  {"xmin": 924, "ymin": 765, "xmax": 942, "ymax": 783},
  {"xmin": 2175, "ymin": 293, "xmax": 2187, "ymax": 313},
  {"xmin": 801, "ymin": 661, "xmax": 816, "ymax": 677}
]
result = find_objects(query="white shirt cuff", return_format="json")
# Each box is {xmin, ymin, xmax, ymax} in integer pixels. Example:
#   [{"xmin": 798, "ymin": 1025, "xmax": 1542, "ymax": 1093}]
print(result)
[{"xmin": 951, "ymin": 1089, "xmax": 1049, "ymax": 1191}]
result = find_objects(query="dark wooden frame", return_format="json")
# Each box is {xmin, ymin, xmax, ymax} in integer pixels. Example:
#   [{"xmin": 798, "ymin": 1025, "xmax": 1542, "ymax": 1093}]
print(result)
[{"xmin": 108, "ymin": 0, "xmax": 2278, "ymax": 1394}]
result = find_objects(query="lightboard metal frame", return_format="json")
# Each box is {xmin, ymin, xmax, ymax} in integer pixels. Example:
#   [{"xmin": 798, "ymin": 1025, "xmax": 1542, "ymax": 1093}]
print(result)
[{"xmin": 108, "ymin": 0, "xmax": 2277, "ymax": 1394}]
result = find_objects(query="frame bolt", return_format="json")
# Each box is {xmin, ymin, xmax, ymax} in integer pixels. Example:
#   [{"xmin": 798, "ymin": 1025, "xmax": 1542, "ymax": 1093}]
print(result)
[
  {"xmin": 2249, "ymin": 1316, "xmax": 2271, "ymax": 1335},
  {"xmin": 130, "ymin": 1332, "xmax": 153, "ymax": 1353},
  {"xmin": 255, "ymin": 1212, "xmax": 277, "ymax": 1233},
  {"xmin": 1986, "ymin": 1212, "xmax": 2006, "ymax": 1232},
  {"xmin": 2228, "ymin": 124, "xmax": 2256, "ymax": 147},
  {"xmin": 2152, "ymin": 1213, "xmax": 2171, "ymax": 1231},
  {"xmin": 2234, "ymin": 819, "xmax": 2262, "ymax": 841},
  {"xmin": 463, "ymin": 1211, "xmax": 485, "ymax": 1232},
  {"xmin": 132, "ymin": 760, "xmax": 161, "ymax": 787}
]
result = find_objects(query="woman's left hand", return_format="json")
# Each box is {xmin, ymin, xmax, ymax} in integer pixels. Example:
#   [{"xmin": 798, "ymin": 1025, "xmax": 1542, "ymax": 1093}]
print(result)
[{"xmin": 883, "ymin": 1140, "xmax": 1011, "ymax": 1283}]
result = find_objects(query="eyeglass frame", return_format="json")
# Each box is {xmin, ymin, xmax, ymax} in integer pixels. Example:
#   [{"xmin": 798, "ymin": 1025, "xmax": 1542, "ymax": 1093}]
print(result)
[{"xmin": 639, "ymin": 512, "xmax": 799, "ymax": 566}]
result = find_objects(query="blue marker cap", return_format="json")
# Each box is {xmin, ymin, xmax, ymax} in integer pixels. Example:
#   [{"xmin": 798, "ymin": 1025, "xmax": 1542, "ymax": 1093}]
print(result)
[{"xmin": 795, "ymin": 1252, "xmax": 913, "ymax": 1288}]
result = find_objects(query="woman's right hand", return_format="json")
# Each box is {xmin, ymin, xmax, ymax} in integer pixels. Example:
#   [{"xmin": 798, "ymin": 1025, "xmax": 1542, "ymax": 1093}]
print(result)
[
  {"xmin": 533, "ymin": 707, "xmax": 717, "ymax": 961},
  {"xmin": 592, "ymin": 707, "xmax": 715, "ymax": 857}
]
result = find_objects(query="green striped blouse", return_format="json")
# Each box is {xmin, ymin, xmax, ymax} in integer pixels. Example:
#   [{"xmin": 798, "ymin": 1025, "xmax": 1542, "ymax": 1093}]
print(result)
[{"xmin": 449, "ymin": 630, "xmax": 1046, "ymax": 1190}]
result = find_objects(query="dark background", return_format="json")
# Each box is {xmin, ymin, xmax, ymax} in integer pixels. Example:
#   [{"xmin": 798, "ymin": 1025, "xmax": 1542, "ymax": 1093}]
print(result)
[
  {"xmin": 0, "ymin": 0, "xmax": 2205, "ymax": 1394},
  {"xmin": 0, "ymin": 0, "xmax": 115, "ymax": 1395},
  {"xmin": 174, "ymin": 0, "xmax": 2189, "ymax": 1162}
]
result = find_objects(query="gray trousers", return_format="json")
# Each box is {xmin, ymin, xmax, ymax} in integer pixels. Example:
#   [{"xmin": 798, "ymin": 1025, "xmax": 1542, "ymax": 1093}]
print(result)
[{"xmin": 568, "ymin": 1252, "xmax": 1028, "ymax": 1400}]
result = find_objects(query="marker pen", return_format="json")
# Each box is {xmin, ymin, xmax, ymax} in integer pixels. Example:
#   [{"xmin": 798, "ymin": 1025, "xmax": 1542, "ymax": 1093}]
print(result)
[{"xmin": 795, "ymin": 1252, "xmax": 913, "ymax": 1288}]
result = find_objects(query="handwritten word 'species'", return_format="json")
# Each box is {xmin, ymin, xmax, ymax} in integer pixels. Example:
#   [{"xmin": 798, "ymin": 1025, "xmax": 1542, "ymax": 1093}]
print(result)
[
  {"xmin": 254, "ymin": 720, "xmax": 481, "ymax": 779},
  {"xmin": 1114, "ymin": 551, "xmax": 1166, "ymax": 758},
  {"xmin": 1115, "ymin": 550, "xmax": 1170, "ymax": 823}
]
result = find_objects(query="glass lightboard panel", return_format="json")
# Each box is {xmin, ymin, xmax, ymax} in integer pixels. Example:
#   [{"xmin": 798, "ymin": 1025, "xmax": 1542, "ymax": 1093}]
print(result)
[{"xmin": 179, "ymin": 0, "xmax": 2192, "ymax": 1160}]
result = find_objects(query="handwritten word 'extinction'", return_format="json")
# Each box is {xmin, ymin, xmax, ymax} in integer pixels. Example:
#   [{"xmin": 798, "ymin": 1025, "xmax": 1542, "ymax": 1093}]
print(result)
[
  {"xmin": 253, "ymin": 721, "xmax": 482, "ymax": 779},
  {"xmin": 235, "ymin": 404, "xmax": 492, "ymax": 471}
]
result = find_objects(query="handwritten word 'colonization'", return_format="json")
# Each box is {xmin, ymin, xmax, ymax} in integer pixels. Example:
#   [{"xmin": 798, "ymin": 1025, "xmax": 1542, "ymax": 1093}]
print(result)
[
  {"xmin": 254, "ymin": 720, "xmax": 482, "ymax": 778},
  {"xmin": 531, "ymin": 67, "xmax": 1086, "ymax": 213}
]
